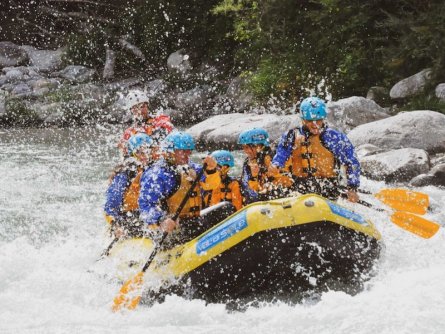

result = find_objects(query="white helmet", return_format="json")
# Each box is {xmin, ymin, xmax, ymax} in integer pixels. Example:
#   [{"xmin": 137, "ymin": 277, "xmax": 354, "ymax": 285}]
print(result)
[{"xmin": 125, "ymin": 89, "xmax": 150, "ymax": 110}]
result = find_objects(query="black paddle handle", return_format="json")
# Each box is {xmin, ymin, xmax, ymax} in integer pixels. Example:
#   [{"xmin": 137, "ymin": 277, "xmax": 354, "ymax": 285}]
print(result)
[
  {"xmin": 340, "ymin": 192, "xmax": 385, "ymax": 212},
  {"xmin": 141, "ymin": 162, "xmax": 208, "ymax": 273}
]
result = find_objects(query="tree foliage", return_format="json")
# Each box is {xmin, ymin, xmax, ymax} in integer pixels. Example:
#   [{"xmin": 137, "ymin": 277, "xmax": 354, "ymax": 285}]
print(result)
[{"xmin": 2, "ymin": 0, "xmax": 445, "ymax": 103}]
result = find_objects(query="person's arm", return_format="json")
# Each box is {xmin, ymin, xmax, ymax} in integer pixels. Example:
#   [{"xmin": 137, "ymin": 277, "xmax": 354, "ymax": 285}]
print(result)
[
  {"xmin": 240, "ymin": 162, "xmax": 259, "ymax": 204},
  {"xmin": 271, "ymin": 130, "xmax": 295, "ymax": 168},
  {"xmin": 138, "ymin": 165, "xmax": 171, "ymax": 225},
  {"xmin": 323, "ymin": 129, "xmax": 361, "ymax": 189},
  {"xmin": 104, "ymin": 173, "xmax": 128, "ymax": 219}
]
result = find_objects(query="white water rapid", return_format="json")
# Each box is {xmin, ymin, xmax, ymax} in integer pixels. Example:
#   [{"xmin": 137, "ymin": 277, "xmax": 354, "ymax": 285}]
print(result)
[{"xmin": 1, "ymin": 126, "xmax": 444, "ymax": 334}]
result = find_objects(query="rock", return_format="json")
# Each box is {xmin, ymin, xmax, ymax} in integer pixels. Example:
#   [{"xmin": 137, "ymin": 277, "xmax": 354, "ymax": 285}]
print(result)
[
  {"xmin": 355, "ymin": 144, "xmax": 384, "ymax": 159},
  {"xmin": 198, "ymin": 64, "xmax": 220, "ymax": 82},
  {"xmin": 54, "ymin": 65, "xmax": 96, "ymax": 83},
  {"xmin": 0, "ymin": 42, "xmax": 29, "ymax": 67},
  {"xmin": 410, "ymin": 163, "xmax": 445, "ymax": 187},
  {"xmin": 167, "ymin": 49, "xmax": 192, "ymax": 77},
  {"xmin": 174, "ymin": 85, "xmax": 211, "ymax": 110},
  {"xmin": 389, "ymin": 68, "xmax": 432, "ymax": 99},
  {"xmin": 4, "ymin": 68, "xmax": 25, "ymax": 83},
  {"xmin": 30, "ymin": 78, "xmax": 58, "ymax": 91},
  {"xmin": 366, "ymin": 86, "xmax": 390, "ymax": 106},
  {"xmin": 360, "ymin": 148, "xmax": 430, "ymax": 182},
  {"xmin": 20, "ymin": 46, "xmax": 64, "ymax": 72},
  {"xmin": 145, "ymin": 79, "xmax": 167, "ymax": 97},
  {"xmin": 11, "ymin": 83, "xmax": 32, "ymax": 97},
  {"xmin": 104, "ymin": 77, "xmax": 142, "ymax": 91},
  {"xmin": 170, "ymin": 85, "xmax": 217, "ymax": 124},
  {"xmin": 326, "ymin": 96, "xmax": 389, "ymax": 133},
  {"xmin": 348, "ymin": 110, "xmax": 445, "ymax": 155},
  {"xmin": 0, "ymin": 90, "xmax": 6, "ymax": 117},
  {"xmin": 429, "ymin": 163, "xmax": 445, "ymax": 185},
  {"xmin": 188, "ymin": 113, "xmax": 300, "ymax": 150},
  {"xmin": 410, "ymin": 174, "xmax": 436, "ymax": 187},
  {"xmin": 69, "ymin": 83, "xmax": 110, "ymax": 105},
  {"xmin": 29, "ymin": 102, "xmax": 62, "ymax": 122},
  {"xmin": 217, "ymin": 76, "xmax": 254, "ymax": 112},
  {"xmin": 431, "ymin": 153, "xmax": 445, "ymax": 166},
  {"xmin": 435, "ymin": 83, "xmax": 445, "ymax": 102}
]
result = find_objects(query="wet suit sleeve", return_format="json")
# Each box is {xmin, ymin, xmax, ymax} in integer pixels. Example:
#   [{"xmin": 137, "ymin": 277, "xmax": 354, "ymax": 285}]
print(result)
[
  {"xmin": 240, "ymin": 162, "xmax": 259, "ymax": 204},
  {"xmin": 139, "ymin": 165, "xmax": 175, "ymax": 225},
  {"xmin": 104, "ymin": 172, "xmax": 129, "ymax": 219},
  {"xmin": 272, "ymin": 130, "xmax": 295, "ymax": 168},
  {"xmin": 323, "ymin": 129, "xmax": 361, "ymax": 189}
]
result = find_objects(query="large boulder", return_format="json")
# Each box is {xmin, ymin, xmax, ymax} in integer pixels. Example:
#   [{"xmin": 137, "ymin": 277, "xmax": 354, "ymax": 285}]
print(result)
[
  {"xmin": 0, "ymin": 42, "xmax": 29, "ymax": 67},
  {"xmin": 21, "ymin": 46, "xmax": 64, "ymax": 72},
  {"xmin": 355, "ymin": 143, "xmax": 384, "ymax": 160},
  {"xmin": 188, "ymin": 113, "xmax": 300, "ymax": 150},
  {"xmin": 360, "ymin": 148, "xmax": 430, "ymax": 183},
  {"xmin": 326, "ymin": 96, "xmax": 389, "ymax": 133},
  {"xmin": 389, "ymin": 68, "xmax": 432, "ymax": 99},
  {"xmin": 348, "ymin": 110, "xmax": 445, "ymax": 155}
]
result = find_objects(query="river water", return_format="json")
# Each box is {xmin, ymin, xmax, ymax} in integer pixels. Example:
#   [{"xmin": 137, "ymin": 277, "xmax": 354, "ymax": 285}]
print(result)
[{"xmin": 1, "ymin": 126, "xmax": 444, "ymax": 334}]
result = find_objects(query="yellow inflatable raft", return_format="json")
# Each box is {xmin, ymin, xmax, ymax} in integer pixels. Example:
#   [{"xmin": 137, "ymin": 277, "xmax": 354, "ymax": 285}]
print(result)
[{"xmin": 109, "ymin": 194, "xmax": 382, "ymax": 303}]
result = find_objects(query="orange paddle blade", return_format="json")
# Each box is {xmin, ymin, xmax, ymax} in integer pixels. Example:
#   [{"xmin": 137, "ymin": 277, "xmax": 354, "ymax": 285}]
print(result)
[
  {"xmin": 390, "ymin": 211, "xmax": 440, "ymax": 239},
  {"xmin": 111, "ymin": 272, "xmax": 144, "ymax": 312},
  {"xmin": 375, "ymin": 189, "xmax": 429, "ymax": 215}
]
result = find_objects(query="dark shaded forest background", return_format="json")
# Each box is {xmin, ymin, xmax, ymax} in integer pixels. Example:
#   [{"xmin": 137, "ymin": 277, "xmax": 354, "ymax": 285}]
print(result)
[{"xmin": 1, "ymin": 0, "xmax": 444, "ymax": 106}]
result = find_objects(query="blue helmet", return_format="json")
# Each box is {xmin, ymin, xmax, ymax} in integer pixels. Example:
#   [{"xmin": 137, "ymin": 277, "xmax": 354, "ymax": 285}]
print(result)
[
  {"xmin": 300, "ymin": 97, "xmax": 327, "ymax": 120},
  {"xmin": 238, "ymin": 128, "xmax": 270, "ymax": 146},
  {"xmin": 127, "ymin": 133, "xmax": 154, "ymax": 155},
  {"xmin": 211, "ymin": 150, "xmax": 235, "ymax": 167},
  {"xmin": 164, "ymin": 131, "xmax": 195, "ymax": 151}
]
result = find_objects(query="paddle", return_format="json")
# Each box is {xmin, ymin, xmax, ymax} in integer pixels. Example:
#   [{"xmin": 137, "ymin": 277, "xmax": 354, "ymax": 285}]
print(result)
[
  {"xmin": 99, "ymin": 237, "xmax": 119, "ymax": 259},
  {"xmin": 111, "ymin": 163, "xmax": 208, "ymax": 312},
  {"xmin": 374, "ymin": 188, "xmax": 429, "ymax": 215},
  {"xmin": 355, "ymin": 198, "xmax": 440, "ymax": 239},
  {"xmin": 347, "ymin": 187, "xmax": 430, "ymax": 215}
]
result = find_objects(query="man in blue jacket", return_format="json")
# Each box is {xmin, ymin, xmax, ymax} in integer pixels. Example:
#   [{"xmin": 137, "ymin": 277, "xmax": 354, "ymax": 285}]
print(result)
[
  {"xmin": 138, "ymin": 132, "xmax": 221, "ymax": 244},
  {"xmin": 268, "ymin": 96, "xmax": 360, "ymax": 202},
  {"xmin": 104, "ymin": 133, "xmax": 158, "ymax": 237}
]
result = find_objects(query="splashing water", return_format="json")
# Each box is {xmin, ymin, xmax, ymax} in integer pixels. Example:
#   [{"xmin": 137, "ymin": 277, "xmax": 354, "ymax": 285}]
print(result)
[{"xmin": 1, "ymin": 127, "xmax": 444, "ymax": 334}]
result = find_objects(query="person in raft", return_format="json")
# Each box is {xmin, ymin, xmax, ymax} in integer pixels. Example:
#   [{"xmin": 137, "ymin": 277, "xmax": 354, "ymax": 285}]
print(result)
[
  {"xmin": 268, "ymin": 96, "xmax": 360, "ymax": 202},
  {"xmin": 117, "ymin": 89, "xmax": 174, "ymax": 157},
  {"xmin": 138, "ymin": 131, "xmax": 222, "ymax": 247},
  {"xmin": 104, "ymin": 133, "xmax": 159, "ymax": 238}
]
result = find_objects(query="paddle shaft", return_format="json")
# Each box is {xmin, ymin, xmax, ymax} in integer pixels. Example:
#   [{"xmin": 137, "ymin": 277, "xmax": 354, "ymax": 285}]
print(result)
[
  {"xmin": 101, "ymin": 237, "xmax": 119, "ymax": 258},
  {"xmin": 140, "ymin": 162, "xmax": 208, "ymax": 273}
]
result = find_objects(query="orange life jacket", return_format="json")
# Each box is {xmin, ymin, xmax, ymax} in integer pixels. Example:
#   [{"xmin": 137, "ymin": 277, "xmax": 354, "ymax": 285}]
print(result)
[
  {"xmin": 291, "ymin": 134, "xmax": 337, "ymax": 178},
  {"xmin": 166, "ymin": 168, "xmax": 201, "ymax": 219},
  {"xmin": 209, "ymin": 176, "xmax": 243, "ymax": 211},
  {"xmin": 122, "ymin": 170, "xmax": 143, "ymax": 212}
]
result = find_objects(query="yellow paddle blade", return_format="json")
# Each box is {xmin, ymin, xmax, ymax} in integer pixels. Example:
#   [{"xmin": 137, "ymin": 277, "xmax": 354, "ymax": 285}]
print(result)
[
  {"xmin": 390, "ymin": 211, "xmax": 440, "ymax": 239},
  {"xmin": 111, "ymin": 272, "xmax": 144, "ymax": 312},
  {"xmin": 376, "ymin": 189, "xmax": 429, "ymax": 215}
]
